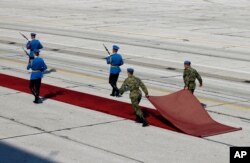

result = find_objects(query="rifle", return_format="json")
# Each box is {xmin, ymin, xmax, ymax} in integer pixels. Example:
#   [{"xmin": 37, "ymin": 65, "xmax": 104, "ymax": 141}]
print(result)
[
  {"xmin": 22, "ymin": 46, "xmax": 29, "ymax": 57},
  {"xmin": 19, "ymin": 32, "xmax": 29, "ymax": 41},
  {"xmin": 103, "ymin": 44, "xmax": 110, "ymax": 56}
]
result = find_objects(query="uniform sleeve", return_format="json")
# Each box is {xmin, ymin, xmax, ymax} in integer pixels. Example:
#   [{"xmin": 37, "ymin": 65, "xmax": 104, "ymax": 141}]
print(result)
[
  {"xmin": 195, "ymin": 70, "xmax": 202, "ymax": 85},
  {"xmin": 41, "ymin": 60, "xmax": 47, "ymax": 72},
  {"xmin": 139, "ymin": 78, "xmax": 148, "ymax": 95},
  {"xmin": 106, "ymin": 56, "xmax": 111, "ymax": 64},
  {"xmin": 27, "ymin": 63, "xmax": 31, "ymax": 70},
  {"xmin": 38, "ymin": 41, "xmax": 43, "ymax": 49},
  {"xmin": 119, "ymin": 79, "xmax": 128, "ymax": 95},
  {"xmin": 120, "ymin": 56, "xmax": 124, "ymax": 66},
  {"xmin": 183, "ymin": 69, "xmax": 190, "ymax": 87},
  {"xmin": 26, "ymin": 41, "xmax": 31, "ymax": 49}
]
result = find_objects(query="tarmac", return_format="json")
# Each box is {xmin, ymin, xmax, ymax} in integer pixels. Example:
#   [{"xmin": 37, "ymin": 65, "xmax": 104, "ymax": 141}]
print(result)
[{"xmin": 0, "ymin": 0, "xmax": 250, "ymax": 162}]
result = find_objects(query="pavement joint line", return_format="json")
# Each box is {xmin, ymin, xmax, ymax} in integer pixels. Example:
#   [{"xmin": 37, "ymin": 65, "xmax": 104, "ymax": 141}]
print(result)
[
  {"xmin": 0, "ymin": 91, "xmax": 21, "ymax": 97},
  {"xmin": 207, "ymin": 99, "xmax": 249, "ymax": 108},
  {"xmin": 51, "ymin": 132, "xmax": 144, "ymax": 163},
  {"xmin": 0, "ymin": 117, "xmax": 126, "ymax": 141},
  {"xmin": 0, "ymin": 114, "xmax": 143, "ymax": 162},
  {"xmin": 207, "ymin": 110, "xmax": 250, "ymax": 121},
  {"xmin": 242, "ymin": 120, "xmax": 250, "ymax": 123},
  {"xmin": 202, "ymin": 138, "xmax": 234, "ymax": 147}
]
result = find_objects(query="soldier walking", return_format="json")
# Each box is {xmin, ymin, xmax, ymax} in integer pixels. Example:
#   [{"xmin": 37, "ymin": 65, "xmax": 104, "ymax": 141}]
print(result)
[
  {"xmin": 183, "ymin": 60, "xmax": 203, "ymax": 94},
  {"xmin": 26, "ymin": 33, "xmax": 43, "ymax": 63},
  {"xmin": 27, "ymin": 49, "xmax": 47, "ymax": 104},
  {"xmin": 106, "ymin": 45, "xmax": 124, "ymax": 97},
  {"xmin": 119, "ymin": 68, "xmax": 149, "ymax": 127}
]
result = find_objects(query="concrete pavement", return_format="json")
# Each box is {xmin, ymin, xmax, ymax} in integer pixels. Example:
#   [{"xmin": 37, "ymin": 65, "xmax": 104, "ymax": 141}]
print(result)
[{"xmin": 0, "ymin": 0, "xmax": 250, "ymax": 162}]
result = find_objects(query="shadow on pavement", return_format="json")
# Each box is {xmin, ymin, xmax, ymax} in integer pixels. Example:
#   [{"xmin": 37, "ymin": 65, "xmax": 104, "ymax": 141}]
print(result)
[
  {"xmin": 41, "ymin": 90, "xmax": 64, "ymax": 102},
  {"xmin": 0, "ymin": 142, "xmax": 55, "ymax": 163}
]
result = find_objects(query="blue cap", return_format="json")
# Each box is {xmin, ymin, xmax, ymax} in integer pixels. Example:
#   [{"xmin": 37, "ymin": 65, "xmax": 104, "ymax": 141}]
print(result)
[
  {"xmin": 112, "ymin": 45, "xmax": 120, "ymax": 50},
  {"xmin": 184, "ymin": 60, "xmax": 191, "ymax": 65},
  {"xmin": 127, "ymin": 68, "xmax": 134, "ymax": 74},
  {"xmin": 34, "ymin": 49, "xmax": 40, "ymax": 53},
  {"xmin": 31, "ymin": 33, "xmax": 36, "ymax": 36}
]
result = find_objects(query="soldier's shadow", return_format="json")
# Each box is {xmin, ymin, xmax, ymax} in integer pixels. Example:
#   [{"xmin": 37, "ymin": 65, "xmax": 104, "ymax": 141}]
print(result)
[
  {"xmin": 142, "ymin": 108, "xmax": 182, "ymax": 133},
  {"xmin": 41, "ymin": 90, "xmax": 64, "ymax": 102}
]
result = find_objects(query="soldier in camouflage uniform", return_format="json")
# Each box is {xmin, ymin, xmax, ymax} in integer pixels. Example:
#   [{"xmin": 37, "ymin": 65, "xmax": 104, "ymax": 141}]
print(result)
[
  {"xmin": 183, "ymin": 60, "xmax": 203, "ymax": 94},
  {"xmin": 119, "ymin": 68, "xmax": 149, "ymax": 127}
]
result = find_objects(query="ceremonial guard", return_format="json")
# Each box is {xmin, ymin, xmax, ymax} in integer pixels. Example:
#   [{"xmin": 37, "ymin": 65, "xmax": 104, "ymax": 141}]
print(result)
[
  {"xmin": 27, "ymin": 49, "xmax": 47, "ymax": 104},
  {"xmin": 119, "ymin": 68, "xmax": 149, "ymax": 127},
  {"xmin": 106, "ymin": 45, "xmax": 124, "ymax": 97},
  {"xmin": 26, "ymin": 33, "xmax": 43, "ymax": 62},
  {"xmin": 183, "ymin": 60, "xmax": 203, "ymax": 94}
]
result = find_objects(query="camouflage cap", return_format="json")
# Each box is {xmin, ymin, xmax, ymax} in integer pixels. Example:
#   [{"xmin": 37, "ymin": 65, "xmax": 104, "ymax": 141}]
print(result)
[{"xmin": 184, "ymin": 60, "xmax": 191, "ymax": 65}]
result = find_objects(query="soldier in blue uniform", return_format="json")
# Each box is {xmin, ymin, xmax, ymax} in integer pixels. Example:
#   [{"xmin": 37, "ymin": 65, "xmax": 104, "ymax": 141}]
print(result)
[
  {"xmin": 27, "ymin": 49, "xmax": 47, "ymax": 104},
  {"xmin": 26, "ymin": 33, "xmax": 43, "ymax": 62},
  {"xmin": 106, "ymin": 45, "xmax": 124, "ymax": 97}
]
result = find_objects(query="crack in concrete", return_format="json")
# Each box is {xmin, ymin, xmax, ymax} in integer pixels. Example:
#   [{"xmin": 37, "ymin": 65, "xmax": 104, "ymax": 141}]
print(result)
[
  {"xmin": 202, "ymin": 138, "xmax": 234, "ymax": 147},
  {"xmin": 207, "ymin": 100, "xmax": 249, "ymax": 108},
  {"xmin": 0, "ymin": 92, "xmax": 21, "ymax": 97},
  {"xmin": 0, "ymin": 115, "xmax": 142, "ymax": 162},
  {"xmin": 207, "ymin": 110, "xmax": 250, "ymax": 121}
]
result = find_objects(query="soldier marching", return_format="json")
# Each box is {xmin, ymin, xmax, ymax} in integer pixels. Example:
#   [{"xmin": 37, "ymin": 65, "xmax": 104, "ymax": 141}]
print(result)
[
  {"xmin": 26, "ymin": 33, "xmax": 43, "ymax": 63},
  {"xmin": 27, "ymin": 49, "xmax": 47, "ymax": 104},
  {"xmin": 105, "ymin": 45, "xmax": 124, "ymax": 97},
  {"xmin": 119, "ymin": 68, "xmax": 149, "ymax": 127},
  {"xmin": 183, "ymin": 60, "xmax": 203, "ymax": 94}
]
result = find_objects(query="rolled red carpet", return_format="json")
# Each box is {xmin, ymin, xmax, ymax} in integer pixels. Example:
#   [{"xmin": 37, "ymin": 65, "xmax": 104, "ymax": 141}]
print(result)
[{"xmin": 148, "ymin": 90, "xmax": 241, "ymax": 137}]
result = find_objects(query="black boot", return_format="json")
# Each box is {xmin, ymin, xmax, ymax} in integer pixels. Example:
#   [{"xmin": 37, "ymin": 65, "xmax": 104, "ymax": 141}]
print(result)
[
  {"xmin": 33, "ymin": 97, "xmax": 41, "ymax": 104},
  {"xmin": 135, "ymin": 115, "xmax": 142, "ymax": 123},
  {"xmin": 142, "ymin": 118, "xmax": 149, "ymax": 127},
  {"xmin": 115, "ymin": 89, "xmax": 121, "ymax": 97},
  {"xmin": 110, "ymin": 89, "xmax": 115, "ymax": 96}
]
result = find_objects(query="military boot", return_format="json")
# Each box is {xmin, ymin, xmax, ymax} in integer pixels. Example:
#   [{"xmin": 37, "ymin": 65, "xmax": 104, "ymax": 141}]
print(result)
[
  {"xmin": 33, "ymin": 97, "xmax": 42, "ymax": 104},
  {"xmin": 142, "ymin": 118, "xmax": 149, "ymax": 127},
  {"xmin": 135, "ymin": 115, "xmax": 142, "ymax": 123},
  {"xmin": 110, "ymin": 89, "xmax": 115, "ymax": 96},
  {"xmin": 115, "ymin": 89, "xmax": 121, "ymax": 97}
]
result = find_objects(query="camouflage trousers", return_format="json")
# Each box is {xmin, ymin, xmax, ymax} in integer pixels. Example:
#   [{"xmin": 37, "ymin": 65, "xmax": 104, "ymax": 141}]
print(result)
[{"xmin": 130, "ymin": 94, "xmax": 144, "ymax": 119}]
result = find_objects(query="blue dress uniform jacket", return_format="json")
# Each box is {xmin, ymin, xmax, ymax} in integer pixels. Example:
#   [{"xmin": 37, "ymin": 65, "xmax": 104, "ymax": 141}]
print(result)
[
  {"xmin": 27, "ymin": 57, "xmax": 47, "ymax": 80},
  {"xmin": 26, "ymin": 40, "xmax": 43, "ymax": 58},
  {"xmin": 106, "ymin": 53, "xmax": 124, "ymax": 74}
]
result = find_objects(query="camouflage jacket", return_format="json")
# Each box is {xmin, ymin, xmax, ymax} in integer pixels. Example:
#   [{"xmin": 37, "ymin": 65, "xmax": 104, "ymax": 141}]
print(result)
[
  {"xmin": 183, "ymin": 67, "xmax": 202, "ymax": 90},
  {"xmin": 119, "ymin": 75, "xmax": 148, "ymax": 98}
]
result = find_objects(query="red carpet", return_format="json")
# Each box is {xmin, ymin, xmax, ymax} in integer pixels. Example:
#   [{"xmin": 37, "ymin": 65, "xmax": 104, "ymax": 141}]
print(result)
[
  {"xmin": 0, "ymin": 73, "xmax": 241, "ymax": 137},
  {"xmin": 148, "ymin": 90, "xmax": 241, "ymax": 137},
  {"xmin": 0, "ymin": 73, "xmax": 178, "ymax": 132}
]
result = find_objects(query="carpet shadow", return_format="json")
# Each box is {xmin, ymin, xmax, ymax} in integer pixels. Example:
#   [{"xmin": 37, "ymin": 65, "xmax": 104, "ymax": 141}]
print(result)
[
  {"xmin": 142, "ymin": 107, "xmax": 182, "ymax": 132},
  {"xmin": 41, "ymin": 90, "xmax": 64, "ymax": 102}
]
